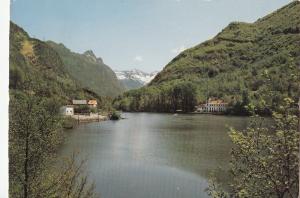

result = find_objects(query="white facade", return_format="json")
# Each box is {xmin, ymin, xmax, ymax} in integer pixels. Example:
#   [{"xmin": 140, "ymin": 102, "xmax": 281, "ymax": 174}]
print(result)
[
  {"xmin": 196, "ymin": 99, "xmax": 228, "ymax": 113},
  {"xmin": 60, "ymin": 106, "xmax": 74, "ymax": 116},
  {"xmin": 204, "ymin": 103, "xmax": 227, "ymax": 112}
]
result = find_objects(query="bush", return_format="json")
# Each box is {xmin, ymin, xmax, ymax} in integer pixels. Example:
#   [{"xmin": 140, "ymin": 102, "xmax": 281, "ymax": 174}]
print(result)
[
  {"xmin": 207, "ymin": 98, "xmax": 299, "ymax": 198},
  {"xmin": 90, "ymin": 107, "xmax": 98, "ymax": 113},
  {"xmin": 110, "ymin": 111, "xmax": 121, "ymax": 120},
  {"xmin": 62, "ymin": 117, "xmax": 77, "ymax": 129},
  {"xmin": 74, "ymin": 105, "xmax": 90, "ymax": 114}
]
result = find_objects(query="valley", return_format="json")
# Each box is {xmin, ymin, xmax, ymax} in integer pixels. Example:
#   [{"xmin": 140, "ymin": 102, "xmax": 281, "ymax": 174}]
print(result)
[{"xmin": 8, "ymin": 1, "xmax": 300, "ymax": 198}]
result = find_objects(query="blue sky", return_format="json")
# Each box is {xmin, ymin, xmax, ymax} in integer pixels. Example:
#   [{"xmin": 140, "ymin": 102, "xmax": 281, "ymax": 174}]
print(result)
[{"xmin": 11, "ymin": 0, "xmax": 291, "ymax": 72}]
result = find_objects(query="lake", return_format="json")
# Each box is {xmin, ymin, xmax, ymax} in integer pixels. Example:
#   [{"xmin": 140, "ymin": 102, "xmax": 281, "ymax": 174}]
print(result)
[{"xmin": 59, "ymin": 113, "xmax": 249, "ymax": 198}]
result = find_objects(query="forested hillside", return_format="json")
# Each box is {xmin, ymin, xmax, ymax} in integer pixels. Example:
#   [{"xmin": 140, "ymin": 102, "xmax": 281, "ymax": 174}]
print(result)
[
  {"xmin": 47, "ymin": 41, "xmax": 125, "ymax": 97},
  {"xmin": 9, "ymin": 22, "xmax": 99, "ymax": 102},
  {"xmin": 114, "ymin": 2, "xmax": 300, "ymax": 114}
]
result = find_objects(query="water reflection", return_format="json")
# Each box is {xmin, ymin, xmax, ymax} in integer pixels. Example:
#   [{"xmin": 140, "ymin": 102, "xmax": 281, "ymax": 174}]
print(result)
[{"xmin": 60, "ymin": 113, "xmax": 249, "ymax": 198}]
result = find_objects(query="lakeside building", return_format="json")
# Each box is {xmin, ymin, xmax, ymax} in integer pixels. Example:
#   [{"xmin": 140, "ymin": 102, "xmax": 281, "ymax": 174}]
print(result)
[
  {"xmin": 60, "ymin": 105, "xmax": 74, "ymax": 116},
  {"xmin": 60, "ymin": 99, "xmax": 98, "ymax": 116},
  {"xmin": 72, "ymin": 99, "xmax": 98, "ymax": 107},
  {"xmin": 72, "ymin": 100, "xmax": 87, "ymax": 105},
  {"xmin": 88, "ymin": 99, "xmax": 98, "ymax": 108},
  {"xmin": 69, "ymin": 99, "xmax": 98, "ymax": 115},
  {"xmin": 196, "ymin": 99, "xmax": 228, "ymax": 113}
]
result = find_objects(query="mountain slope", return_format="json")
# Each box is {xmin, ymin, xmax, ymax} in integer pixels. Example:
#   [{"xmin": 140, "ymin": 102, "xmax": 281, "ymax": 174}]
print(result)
[
  {"xmin": 114, "ymin": 2, "xmax": 300, "ymax": 114},
  {"xmin": 115, "ymin": 69, "xmax": 158, "ymax": 90},
  {"xmin": 9, "ymin": 22, "xmax": 99, "ymax": 102},
  {"xmin": 47, "ymin": 42, "xmax": 125, "ymax": 97}
]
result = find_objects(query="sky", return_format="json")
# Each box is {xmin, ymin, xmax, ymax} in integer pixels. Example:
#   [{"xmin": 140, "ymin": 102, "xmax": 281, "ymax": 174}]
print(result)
[{"xmin": 11, "ymin": 0, "xmax": 291, "ymax": 72}]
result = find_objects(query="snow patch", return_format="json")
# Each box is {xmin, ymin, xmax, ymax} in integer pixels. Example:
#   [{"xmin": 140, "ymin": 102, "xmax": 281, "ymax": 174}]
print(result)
[{"xmin": 114, "ymin": 69, "xmax": 159, "ymax": 85}]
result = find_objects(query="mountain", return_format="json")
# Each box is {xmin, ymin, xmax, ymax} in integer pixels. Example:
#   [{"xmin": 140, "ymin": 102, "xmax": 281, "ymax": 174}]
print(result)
[
  {"xmin": 115, "ymin": 69, "xmax": 158, "ymax": 90},
  {"xmin": 47, "ymin": 42, "xmax": 125, "ymax": 97},
  {"xmin": 9, "ymin": 22, "xmax": 98, "ymax": 102},
  {"xmin": 114, "ymin": 2, "xmax": 300, "ymax": 114}
]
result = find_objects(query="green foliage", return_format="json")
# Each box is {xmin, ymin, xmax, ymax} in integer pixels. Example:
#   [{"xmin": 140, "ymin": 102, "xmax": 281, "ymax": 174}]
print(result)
[
  {"xmin": 74, "ymin": 105, "xmax": 91, "ymax": 114},
  {"xmin": 90, "ymin": 107, "xmax": 98, "ymax": 113},
  {"xmin": 206, "ymin": 173, "xmax": 229, "ymax": 198},
  {"xmin": 99, "ymin": 96, "xmax": 115, "ymax": 113},
  {"xmin": 116, "ymin": 2, "xmax": 300, "ymax": 115},
  {"xmin": 9, "ymin": 22, "xmax": 100, "ymax": 103},
  {"xmin": 109, "ymin": 111, "xmax": 121, "ymax": 120},
  {"xmin": 114, "ymin": 80, "xmax": 198, "ymax": 112},
  {"xmin": 9, "ymin": 84, "xmax": 97, "ymax": 198},
  {"xmin": 9, "ymin": 93, "xmax": 63, "ymax": 197},
  {"xmin": 207, "ymin": 98, "xmax": 299, "ymax": 198},
  {"xmin": 62, "ymin": 116, "xmax": 77, "ymax": 129}
]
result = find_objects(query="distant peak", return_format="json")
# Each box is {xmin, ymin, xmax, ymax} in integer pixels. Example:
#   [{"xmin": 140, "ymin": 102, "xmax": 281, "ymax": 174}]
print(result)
[
  {"xmin": 83, "ymin": 50, "xmax": 104, "ymax": 64},
  {"xmin": 84, "ymin": 50, "xmax": 96, "ymax": 58},
  {"xmin": 97, "ymin": 57, "xmax": 103, "ymax": 64},
  {"xmin": 114, "ymin": 69, "xmax": 159, "ymax": 85}
]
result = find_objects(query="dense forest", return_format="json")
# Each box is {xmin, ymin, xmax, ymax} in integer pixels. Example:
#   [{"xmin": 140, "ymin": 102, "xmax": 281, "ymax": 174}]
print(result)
[{"xmin": 114, "ymin": 2, "xmax": 300, "ymax": 115}]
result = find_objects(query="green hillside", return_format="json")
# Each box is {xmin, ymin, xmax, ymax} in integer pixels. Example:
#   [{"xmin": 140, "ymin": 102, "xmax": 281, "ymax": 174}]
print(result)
[
  {"xmin": 9, "ymin": 22, "xmax": 100, "ymax": 102},
  {"xmin": 47, "ymin": 41, "xmax": 125, "ymax": 97},
  {"xmin": 114, "ymin": 2, "xmax": 300, "ymax": 114},
  {"xmin": 120, "ymin": 79, "xmax": 144, "ymax": 90}
]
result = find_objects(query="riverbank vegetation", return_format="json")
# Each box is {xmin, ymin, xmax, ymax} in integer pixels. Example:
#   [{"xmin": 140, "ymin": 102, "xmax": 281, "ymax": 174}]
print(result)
[
  {"xmin": 62, "ymin": 116, "xmax": 77, "ymax": 129},
  {"xmin": 207, "ymin": 98, "xmax": 299, "ymax": 198},
  {"xmin": 109, "ymin": 111, "xmax": 121, "ymax": 120},
  {"xmin": 114, "ymin": 80, "xmax": 198, "ymax": 113}
]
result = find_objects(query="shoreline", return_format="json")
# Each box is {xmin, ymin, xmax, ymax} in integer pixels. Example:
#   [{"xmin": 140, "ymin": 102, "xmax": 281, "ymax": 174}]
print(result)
[
  {"xmin": 71, "ymin": 113, "xmax": 109, "ymax": 123},
  {"xmin": 118, "ymin": 111, "xmax": 273, "ymax": 117}
]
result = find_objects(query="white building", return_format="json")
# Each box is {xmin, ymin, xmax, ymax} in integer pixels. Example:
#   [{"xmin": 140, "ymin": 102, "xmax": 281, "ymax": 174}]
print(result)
[
  {"xmin": 196, "ymin": 99, "xmax": 228, "ymax": 113},
  {"xmin": 60, "ymin": 105, "xmax": 74, "ymax": 116},
  {"xmin": 72, "ymin": 100, "xmax": 87, "ymax": 105}
]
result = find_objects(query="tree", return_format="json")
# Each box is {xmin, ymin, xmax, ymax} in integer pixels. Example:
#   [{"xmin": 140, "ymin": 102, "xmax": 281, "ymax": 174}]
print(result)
[
  {"xmin": 9, "ymin": 93, "xmax": 97, "ymax": 197},
  {"xmin": 9, "ymin": 93, "xmax": 62, "ymax": 197},
  {"xmin": 207, "ymin": 98, "xmax": 299, "ymax": 198},
  {"xmin": 40, "ymin": 153, "xmax": 97, "ymax": 198}
]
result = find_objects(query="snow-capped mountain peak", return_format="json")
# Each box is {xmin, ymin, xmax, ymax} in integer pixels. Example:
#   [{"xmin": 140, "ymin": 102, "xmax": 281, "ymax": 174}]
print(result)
[{"xmin": 115, "ymin": 69, "xmax": 158, "ymax": 85}]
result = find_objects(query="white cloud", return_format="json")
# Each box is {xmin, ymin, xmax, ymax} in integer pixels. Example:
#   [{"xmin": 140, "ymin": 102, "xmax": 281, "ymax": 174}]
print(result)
[
  {"xmin": 134, "ymin": 56, "xmax": 143, "ymax": 62},
  {"xmin": 171, "ymin": 46, "xmax": 186, "ymax": 54}
]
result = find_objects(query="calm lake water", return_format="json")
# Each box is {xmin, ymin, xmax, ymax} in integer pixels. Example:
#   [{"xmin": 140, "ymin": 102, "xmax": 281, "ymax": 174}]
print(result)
[{"xmin": 59, "ymin": 113, "xmax": 249, "ymax": 198}]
